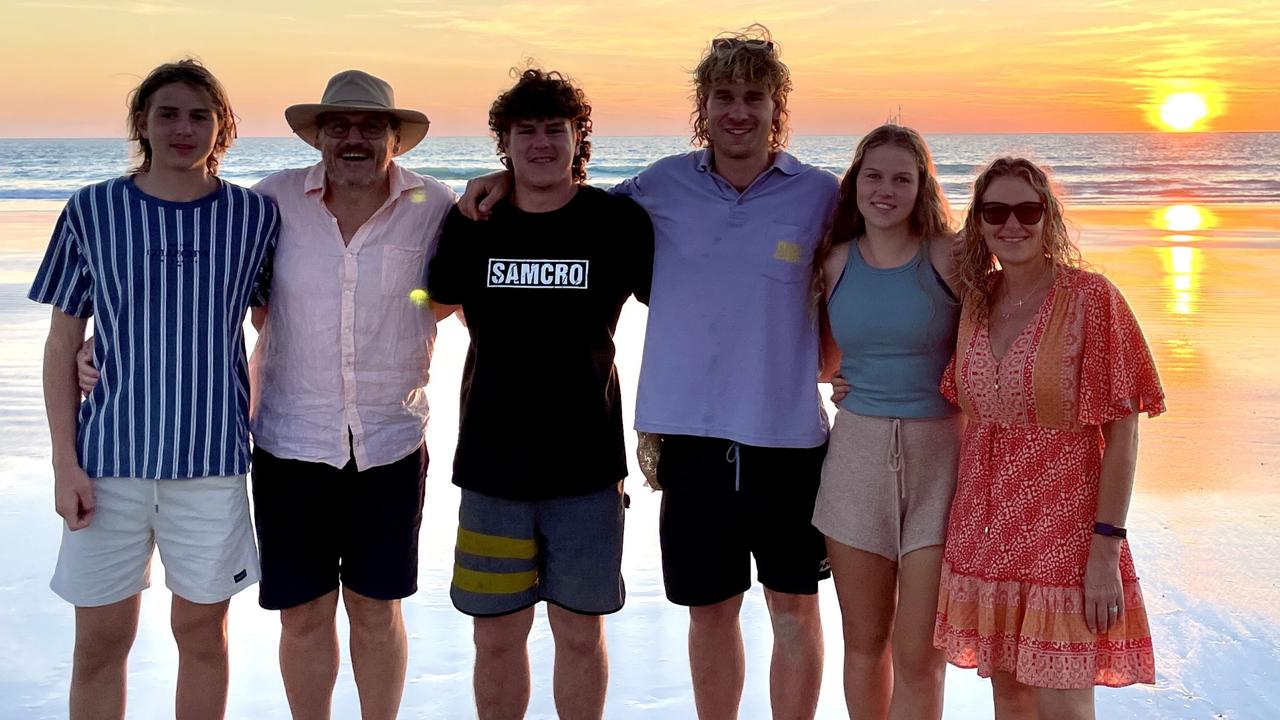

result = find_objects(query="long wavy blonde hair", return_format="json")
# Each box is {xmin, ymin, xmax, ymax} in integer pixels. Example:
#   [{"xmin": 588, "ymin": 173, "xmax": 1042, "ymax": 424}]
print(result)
[
  {"xmin": 811, "ymin": 124, "xmax": 952, "ymax": 306},
  {"xmin": 955, "ymin": 157, "xmax": 1083, "ymax": 315}
]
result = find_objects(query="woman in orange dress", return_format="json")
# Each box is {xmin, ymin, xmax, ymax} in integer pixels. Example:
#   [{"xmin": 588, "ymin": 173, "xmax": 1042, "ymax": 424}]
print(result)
[{"xmin": 933, "ymin": 157, "xmax": 1165, "ymax": 719}]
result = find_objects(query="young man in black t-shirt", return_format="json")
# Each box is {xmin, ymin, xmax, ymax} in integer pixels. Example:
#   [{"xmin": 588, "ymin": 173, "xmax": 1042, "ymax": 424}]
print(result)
[{"xmin": 427, "ymin": 69, "xmax": 653, "ymax": 720}]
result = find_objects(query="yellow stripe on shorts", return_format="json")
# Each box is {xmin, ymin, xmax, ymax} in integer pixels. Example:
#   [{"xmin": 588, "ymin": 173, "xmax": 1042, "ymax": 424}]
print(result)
[
  {"xmin": 452, "ymin": 564, "xmax": 538, "ymax": 595},
  {"xmin": 456, "ymin": 527, "xmax": 537, "ymax": 560}
]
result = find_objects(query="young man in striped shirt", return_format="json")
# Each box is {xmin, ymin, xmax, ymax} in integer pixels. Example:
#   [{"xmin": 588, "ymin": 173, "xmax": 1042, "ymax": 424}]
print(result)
[{"xmin": 31, "ymin": 60, "xmax": 278, "ymax": 719}]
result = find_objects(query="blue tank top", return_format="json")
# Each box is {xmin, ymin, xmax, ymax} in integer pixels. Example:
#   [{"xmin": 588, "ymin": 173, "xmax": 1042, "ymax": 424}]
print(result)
[{"xmin": 828, "ymin": 239, "xmax": 960, "ymax": 418}]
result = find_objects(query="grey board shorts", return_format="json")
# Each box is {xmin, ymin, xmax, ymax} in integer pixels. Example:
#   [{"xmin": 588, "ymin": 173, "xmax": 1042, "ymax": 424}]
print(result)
[{"xmin": 450, "ymin": 482, "xmax": 626, "ymax": 617}]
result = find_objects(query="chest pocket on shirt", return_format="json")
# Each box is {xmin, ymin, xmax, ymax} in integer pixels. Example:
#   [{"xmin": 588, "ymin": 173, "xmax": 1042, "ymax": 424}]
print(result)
[
  {"xmin": 381, "ymin": 245, "xmax": 427, "ymax": 298},
  {"xmin": 760, "ymin": 223, "xmax": 809, "ymax": 284}
]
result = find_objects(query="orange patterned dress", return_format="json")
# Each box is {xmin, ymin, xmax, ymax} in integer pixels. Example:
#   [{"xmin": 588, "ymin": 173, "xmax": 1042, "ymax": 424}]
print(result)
[{"xmin": 933, "ymin": 267, "xmax": 1165, "ymax": 689}]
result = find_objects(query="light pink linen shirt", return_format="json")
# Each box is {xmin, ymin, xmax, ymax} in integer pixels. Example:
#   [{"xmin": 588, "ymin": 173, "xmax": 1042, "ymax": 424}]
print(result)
[{"xmin": 249, "ymin": 163, "xmax": 457, "ymax": 470}]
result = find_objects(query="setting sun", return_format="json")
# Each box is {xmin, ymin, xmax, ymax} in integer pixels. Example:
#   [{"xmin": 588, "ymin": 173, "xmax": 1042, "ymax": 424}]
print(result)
[
  {"xmin": 1159, "ymin": 92, "xmax": 1210, "ymax": 131},
  {"xmin": 1162, "ymin": 204, "xmax": 1205, "ymax": 232}
]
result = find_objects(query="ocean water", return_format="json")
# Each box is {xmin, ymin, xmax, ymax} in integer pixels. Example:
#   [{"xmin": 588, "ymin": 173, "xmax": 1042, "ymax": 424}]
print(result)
[
  {"xmin": 2, "ymin": 132, "xmax": 1279, "ymax": 206},
  {"xmin": 1, "ymin": 136, "xmax": 1279, "ymax": 718}
]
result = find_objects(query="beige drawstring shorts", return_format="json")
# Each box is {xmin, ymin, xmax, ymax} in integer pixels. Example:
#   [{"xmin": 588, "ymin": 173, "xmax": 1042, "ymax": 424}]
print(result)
[{"xmin": 813, "ymin": 408, "xmax": 963, "ymax": 562}]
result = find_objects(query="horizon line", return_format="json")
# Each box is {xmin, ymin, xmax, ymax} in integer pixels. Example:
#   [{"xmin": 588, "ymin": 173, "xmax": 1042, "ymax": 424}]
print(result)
[{"xmin": 1, "ymin": 130, "xmax": 1277, "ymax": 142}]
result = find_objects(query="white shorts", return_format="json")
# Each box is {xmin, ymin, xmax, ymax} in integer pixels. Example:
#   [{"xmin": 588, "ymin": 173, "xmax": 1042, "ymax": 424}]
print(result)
[{"xmin": 50, "ymin": 475, "xmax": 260, "ymax": 607}]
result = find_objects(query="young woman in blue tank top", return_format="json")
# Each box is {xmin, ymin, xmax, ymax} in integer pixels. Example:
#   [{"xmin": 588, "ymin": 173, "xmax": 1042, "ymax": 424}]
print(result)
[{"xmin": 810, "ymin": 124, "xmax": 962, "ymax": 720}]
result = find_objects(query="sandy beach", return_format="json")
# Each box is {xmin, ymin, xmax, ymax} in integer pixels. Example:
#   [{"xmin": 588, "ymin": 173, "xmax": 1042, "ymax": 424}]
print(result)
[{"xmin": 1, "ymin": 200, "xmax": 1277, "ymax": 719}]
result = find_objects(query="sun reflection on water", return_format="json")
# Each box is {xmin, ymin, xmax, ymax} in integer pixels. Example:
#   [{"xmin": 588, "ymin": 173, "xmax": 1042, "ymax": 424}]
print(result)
[{"xmin": 1154, "ymin": 204, "xmax": 1205, "ymax": 370}]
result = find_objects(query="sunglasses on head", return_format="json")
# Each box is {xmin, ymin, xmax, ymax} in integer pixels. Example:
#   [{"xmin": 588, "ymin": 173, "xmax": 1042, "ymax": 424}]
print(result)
[
  {"xmin": 711, "ymin": 37, "xmax": 775, "ymax": 52},
  {"xmin": 979, "ymin": 201, "xmax": 1046, "ymax": 226}
]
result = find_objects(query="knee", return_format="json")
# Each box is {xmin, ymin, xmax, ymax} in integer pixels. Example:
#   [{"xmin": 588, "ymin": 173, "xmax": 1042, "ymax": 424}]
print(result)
[
  {"xmin": 343, "ymin": 593, "xmax": 401, "ymax": 638},
  {"xmin": 993, "ymin": 672, "xmax": 1038, "ymax": 714},
  {"xmin": 689, "ymin": 596, "xmax": 743, "ymax": 631},
  {"xmin": 843, "ymin": 622, "xmax": 892, "ymax": 659},
  {"xmin": 765, "ymin": 592, "xmax": 821, "ymax": 643},
  {"xmin": 474, "ymin": 613, "xmax": 532, "ymax": 659},
  {"xmin": 892, "ymin": 645, "xmax": 945, "ymax": 688},
  {"xmin": 74, "ymin": 624, "xmax": 135, "ymax": 671},
  {"xmin": 280, "ymin": 597, "xmax": 337, "ymax": 639},
  {"xmin": 550, "ymin": 614, "xmax": 604, "ymax": 658},
  {"xmin": 171, "ymin": 610, "xmax": 227, "ymax": 660}
]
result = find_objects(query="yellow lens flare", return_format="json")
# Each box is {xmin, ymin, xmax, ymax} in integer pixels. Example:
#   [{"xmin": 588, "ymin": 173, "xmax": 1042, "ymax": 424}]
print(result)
[{"xmin": 1158, "ymin": 92, "xmax": 1209, "ymax": 132}]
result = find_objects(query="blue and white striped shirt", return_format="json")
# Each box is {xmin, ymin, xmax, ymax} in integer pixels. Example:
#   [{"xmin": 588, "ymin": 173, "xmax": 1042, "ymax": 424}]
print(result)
[{"xmin": 29, "ymin": 176, "xmax": 279, "ymax": 479}]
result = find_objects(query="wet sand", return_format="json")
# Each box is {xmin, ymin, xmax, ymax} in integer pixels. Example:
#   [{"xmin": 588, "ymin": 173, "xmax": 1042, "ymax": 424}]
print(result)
[{"xmin": 0, "ymin": 201, "xmax": 1276, "ymax": 718}]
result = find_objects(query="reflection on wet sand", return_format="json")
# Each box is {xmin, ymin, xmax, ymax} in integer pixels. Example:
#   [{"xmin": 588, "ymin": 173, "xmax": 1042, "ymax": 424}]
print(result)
[
  {"xmin": 1, "ymin": 202, "xmax": 1278, "ymax": 716},
  {"xmin": 1077, "ymin": 203, "xmax": 1280, "ymax": 627}
]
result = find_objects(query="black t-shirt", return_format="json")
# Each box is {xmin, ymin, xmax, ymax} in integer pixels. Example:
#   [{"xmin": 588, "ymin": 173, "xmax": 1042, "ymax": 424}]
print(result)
[{"xmin": 427, "ymin": 185, "xmax": 655, "ymax": 500}]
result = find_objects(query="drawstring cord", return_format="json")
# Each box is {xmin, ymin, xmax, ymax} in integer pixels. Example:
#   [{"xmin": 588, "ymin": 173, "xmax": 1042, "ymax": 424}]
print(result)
[
  {"xmin": 726, "ymin": 442, "xmax": 741, "ymax": 492},
  {"xmin": 888, "ymin": 418, "xmax": 904, "ymax": 498}
]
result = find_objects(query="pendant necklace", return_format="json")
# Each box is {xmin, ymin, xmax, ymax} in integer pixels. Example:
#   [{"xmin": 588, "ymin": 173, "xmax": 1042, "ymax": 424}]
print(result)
[{"xmin": 999, "ymin": 266, "xmax": 1053, "ymax": 320}]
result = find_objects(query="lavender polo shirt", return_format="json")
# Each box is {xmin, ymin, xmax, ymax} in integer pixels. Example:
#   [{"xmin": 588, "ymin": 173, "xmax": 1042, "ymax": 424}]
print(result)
[{"xmin": 613, "ymin": 150, "xmax": 839, "ymax": 448}]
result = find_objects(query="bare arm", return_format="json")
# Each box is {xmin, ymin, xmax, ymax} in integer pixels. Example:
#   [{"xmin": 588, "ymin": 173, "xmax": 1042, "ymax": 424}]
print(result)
[
  {"xmin": 43, "ymin": 309, "xmax": 95, "ymax": 530},
  {"xmin": 1083, "ymin": 409, "xmax": 1140, "ymax": 634},
  {"xmin": 457, "ymin": 170, "xmax": 512, "ymax": 221},
  {"xmin": 820, "ymin": 242, "xmax": 849, "ymax": 394},
  {"xmin": 251, "ymin": 304, "xmax": 268, "ymax": 332},
  {"xmin": 929, "ymin": 230, "xmax": 962, "ymax": 297},
  {"xmin": 431, "ymin": 301, "xmax": 460, "ymax": 323}
]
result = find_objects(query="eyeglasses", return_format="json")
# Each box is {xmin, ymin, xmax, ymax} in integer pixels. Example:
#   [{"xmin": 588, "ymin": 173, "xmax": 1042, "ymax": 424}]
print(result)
[
  {"xmin": 979, "ymin": 201, "xmax": 1046, "ymax": 226},
  {"xmin": 320, "ymin": 117, "xmax": 391, "ymax": 140},
  {"xmin": 711, "ymin": 37, "xmax": 775, "ymax": 53}
]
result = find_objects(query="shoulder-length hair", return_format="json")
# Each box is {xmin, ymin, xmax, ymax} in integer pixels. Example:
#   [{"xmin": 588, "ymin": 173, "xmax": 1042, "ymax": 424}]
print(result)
[
  {"xmin": 811, "ymin": 124, "xmax": 952, "ymax": 302},
  {"xmin": 691, "ymin": 24, "xmax": 792, "ymax": 151},
  {"xmin": 127, "ymin": 58, "xmax": 237, "ymax": 176},
  {"xmin": 955, "ymin": 157, "xmax": 1083, "ymax": 315}
]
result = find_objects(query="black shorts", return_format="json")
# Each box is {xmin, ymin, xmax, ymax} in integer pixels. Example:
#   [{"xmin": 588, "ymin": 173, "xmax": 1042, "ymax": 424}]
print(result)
[
  {"xmin": 251, "ymin": 444, "xmax": 428, "ymax": 610},
  {"xmin": 656, "ymin": 435, "xmax": 830, "ymax": 607}
]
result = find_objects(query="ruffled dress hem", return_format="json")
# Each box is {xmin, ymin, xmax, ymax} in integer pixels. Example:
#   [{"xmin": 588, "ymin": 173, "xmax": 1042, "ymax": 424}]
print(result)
[{"xmin": 933, "ymin": 561, "xmax": 1156, "ymax": 689}]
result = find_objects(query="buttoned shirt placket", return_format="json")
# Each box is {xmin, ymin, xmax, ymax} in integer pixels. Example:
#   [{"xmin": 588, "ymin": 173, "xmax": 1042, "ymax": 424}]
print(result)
[{"xmin": 321, "ymin": 191, "xmax": 401, "ymax": 470}]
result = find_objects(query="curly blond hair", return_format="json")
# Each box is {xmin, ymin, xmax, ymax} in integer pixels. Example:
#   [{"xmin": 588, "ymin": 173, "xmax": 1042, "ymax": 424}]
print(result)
[
  {"xmin": 690, "ymin": 23, "xmax": 792, "ymax": 151},
  {"xmin": 955, "ymin": 157, "xmax": 1083, "ymax": 315}
]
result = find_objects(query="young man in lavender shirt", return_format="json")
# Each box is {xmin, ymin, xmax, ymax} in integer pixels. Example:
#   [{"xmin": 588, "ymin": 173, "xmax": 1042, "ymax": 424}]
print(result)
[{"xmin": 462, "ymin": 26, "xmax": 838, "ymax": 720}]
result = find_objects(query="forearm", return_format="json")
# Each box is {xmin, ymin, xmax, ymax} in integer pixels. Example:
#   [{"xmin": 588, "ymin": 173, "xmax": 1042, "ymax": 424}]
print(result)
[
  {"xmin": 43, "ymin": 329, "xmax": 85, "ymax": 470},
  {"xmin": 1096, "ymin": 412, "xmax": 1139, "ymax": 526}
]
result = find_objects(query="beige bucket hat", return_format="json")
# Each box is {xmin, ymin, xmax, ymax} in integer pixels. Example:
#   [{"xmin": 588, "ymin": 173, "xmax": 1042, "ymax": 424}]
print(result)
[{"xmin": 284, "ymin": 70, "xmax": 430, "ymax": 156}]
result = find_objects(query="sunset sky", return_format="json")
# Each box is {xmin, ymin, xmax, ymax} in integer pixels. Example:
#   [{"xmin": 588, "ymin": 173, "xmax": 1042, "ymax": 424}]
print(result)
[{"xmin": 2, "ymin": 0, "xmax": 1278, "ymax": 137}]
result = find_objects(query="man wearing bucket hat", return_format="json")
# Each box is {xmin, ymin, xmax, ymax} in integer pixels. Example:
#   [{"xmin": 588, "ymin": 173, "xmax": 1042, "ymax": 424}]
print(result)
[{"xmin": 248, "ymin": 69, "xmax": 455, "ymax": 719}]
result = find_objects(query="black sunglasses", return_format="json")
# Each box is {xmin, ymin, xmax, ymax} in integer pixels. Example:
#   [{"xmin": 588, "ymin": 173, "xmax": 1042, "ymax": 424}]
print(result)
[
  {"xmin": 979, "ymin": 201, "xmax": 1046, "ymax": 226},
  {"xmin": 320, "ymin": 117, "xmax": 391, "ymax": 140},
  {"xmin": 711, "ymin": 37, "xmax": 775, "ymax": 52}
]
